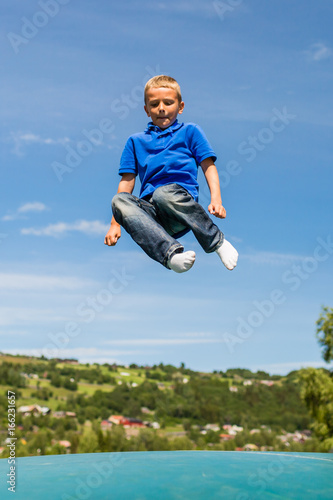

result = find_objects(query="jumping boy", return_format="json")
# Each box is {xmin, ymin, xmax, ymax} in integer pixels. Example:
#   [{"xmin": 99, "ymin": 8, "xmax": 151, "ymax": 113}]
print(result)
[{"xmin": 104, "ymin": 75, "xmax": 238, "ymax": 273}]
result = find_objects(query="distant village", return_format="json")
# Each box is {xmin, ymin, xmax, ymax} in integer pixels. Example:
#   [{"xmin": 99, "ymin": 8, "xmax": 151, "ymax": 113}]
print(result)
[{"xmin": 0, "ymin": 356, "xmax": 318, "ymax": 456}]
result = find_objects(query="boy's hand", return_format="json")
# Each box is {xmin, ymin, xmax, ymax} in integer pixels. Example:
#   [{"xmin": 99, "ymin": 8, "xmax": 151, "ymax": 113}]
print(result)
[
  {"xmin": 208, "ymin": 202, "xmax": 226, "ymax": 219},
  {"xmin": 104, "ymin": 224, "xmax": 121, "ymax": 246}
]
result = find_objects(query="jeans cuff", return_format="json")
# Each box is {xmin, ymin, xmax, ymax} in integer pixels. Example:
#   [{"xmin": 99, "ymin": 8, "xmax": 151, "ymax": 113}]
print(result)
[
  {"xmin": 208, "ymin": 233, "xmax": 224, "ymax": 253},
  {"xmin": 164, "ymin": 244, "xmax": 184, "ymax": 269}
]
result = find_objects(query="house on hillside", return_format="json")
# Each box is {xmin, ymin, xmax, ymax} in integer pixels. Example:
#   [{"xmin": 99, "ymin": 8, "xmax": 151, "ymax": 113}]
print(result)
[
  {"xmin": 141, "ymin": 407, "xmax": 152, "ymax": 414},
  {"xmin": 250, "ymin": 429, "xmax": 261, "ymax": 435},
  {"xmin": 146, "ymin": 421, "xmax": 160, "ymax": 429},
  {"xmin": 108, "ymin": 415, "xmax": 124, "ymax": 425},
  {"xmin": 222, "ymin": 424, "xmax": 243, "ymax": 435},
  {"xmin": 244, "ymin": 443, "xmax": 259, "ymax": 451},
  {"xmin": 220, "ymin": 434, "xmax": 234, "ymax": 441},
  {"xmin": 101, "ymin": 420, "xmax": 112, "ymax": 431},
  {"xmin": 229, "ymin": 425, "xmax": 243, "ymax": 435},
  {"xmin": 108, "ymin": 415, "xmax": 145, "ymax": 428},
  {"xmin": 260, "ymin": 380, "xmax": 274, "ymax": 387},
  {"xmin": 58, "ymin": 440, "xmax": 71, "ymax": 452},
  {"xmin": 204, "ymin": 424, "xmax": 220, "ymax": 432},
  {"xmin": 243, "ymin": 380, "xmax": 253, "ymax": 386},
  {"xmin": 53, "ymin": 411, "xmax": 76, "ymax": 418},
  {"xmin": 121, "ymin": 417, "xmax": 145, "ymax": 428},
  {"xmin": 18, "ymin": 405, "xmax": 50, "ymax": 417}
]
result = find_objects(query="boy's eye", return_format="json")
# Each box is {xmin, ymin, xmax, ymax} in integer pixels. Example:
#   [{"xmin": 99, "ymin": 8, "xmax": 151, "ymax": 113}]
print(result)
[{"xmin": 149, "ymin": 100, "xmax": 174, "ymax": 107}]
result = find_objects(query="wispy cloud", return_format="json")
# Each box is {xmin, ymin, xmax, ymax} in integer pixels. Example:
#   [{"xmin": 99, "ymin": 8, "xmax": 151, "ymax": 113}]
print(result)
[
  {"xmin": 0, "ymin": 307, "xmax": 70, "ymax": 327},
  {"xmin": 18, "ymin": 202, "xmax": 48, "ymax": 213},
  {"xmin": 7, "ymin": 131, "xmax": 70, "ymax": 156},
  {"xmin": 105, "ymin": 334, "xmax": 226, "ymax": 346},
  {"xmin": 0, "ymin": 329, "xmax": 28, "ymax": 336},
  {"xmin": 2, "ymin": 202, "xmax": 48, "ymax": 221},
  {"xmin": 242, "ymin": 251, "xmax": 309, "ymax": 266},
  {"xmin": 21, "ymin": 220, "xmax": 108, "ymax": 238},
  {"xmin": 0, "ymin": 273, "xmax": 96, "ymax": 291},
  {"xmin": 304, "ymin": 42, "xmax": 332, "ymax": 62}
]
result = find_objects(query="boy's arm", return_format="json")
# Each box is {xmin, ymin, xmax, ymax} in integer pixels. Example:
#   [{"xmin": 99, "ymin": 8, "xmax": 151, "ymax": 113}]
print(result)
[
  {"xmin": 104, "ymin": 173, "xmax": 136, "ymax": 246},
  {"xmin": 200, "ymin": 157, "xmax": 226, "ymax": 219}
]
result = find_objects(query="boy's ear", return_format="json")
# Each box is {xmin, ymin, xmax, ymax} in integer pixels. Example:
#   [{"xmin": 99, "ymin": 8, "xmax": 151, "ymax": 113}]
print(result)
[
  {"xmin": 178, "ymin": 101, "xmax": 185, "ymax": 114},
  {"xmin": 144, "ymin": 105, "xmax": 150, "ymax": 117}
]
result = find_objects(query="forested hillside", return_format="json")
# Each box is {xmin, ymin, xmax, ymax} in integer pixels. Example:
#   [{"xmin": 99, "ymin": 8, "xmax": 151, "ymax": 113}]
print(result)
[{"xmin": 0, "ymin": 354, "xmax": 330, "ymax": 457}]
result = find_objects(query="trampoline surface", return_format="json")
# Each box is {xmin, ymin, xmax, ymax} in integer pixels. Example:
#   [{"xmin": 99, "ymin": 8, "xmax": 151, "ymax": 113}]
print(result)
[{"xmin": 0, "ymin": 450, "xmax": 332, "ymax": 499}]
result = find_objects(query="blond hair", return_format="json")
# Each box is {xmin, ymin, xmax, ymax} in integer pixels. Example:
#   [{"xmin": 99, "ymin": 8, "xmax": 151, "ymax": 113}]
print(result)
[{"xmin": 144, "ymin": 75, "xmax": 182, "ymax": 104}]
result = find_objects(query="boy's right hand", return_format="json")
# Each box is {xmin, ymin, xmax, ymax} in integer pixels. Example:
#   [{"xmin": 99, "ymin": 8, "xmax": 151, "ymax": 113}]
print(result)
[{"xmin": 104, "ymin": 224, "xmax": 121, "ymax": 246}]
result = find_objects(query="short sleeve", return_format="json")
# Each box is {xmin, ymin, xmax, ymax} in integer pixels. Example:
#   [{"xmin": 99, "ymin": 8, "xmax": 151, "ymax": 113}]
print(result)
[
  {"xmin": 119, "ymin": 137, "xmax": 137, "ymax": 175},
  {"xmin": 188, "ymin": 124, "xmax": 217, "ymax": 165}
]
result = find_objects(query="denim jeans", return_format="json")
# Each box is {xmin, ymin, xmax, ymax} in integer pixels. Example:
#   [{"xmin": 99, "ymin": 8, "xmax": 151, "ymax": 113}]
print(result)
[{"xmin": 112, "ymin": 184, "xmax": 224, "ymax": 269}]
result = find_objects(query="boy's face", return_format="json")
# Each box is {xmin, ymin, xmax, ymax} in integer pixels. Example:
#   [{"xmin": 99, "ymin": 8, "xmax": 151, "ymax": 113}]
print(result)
[{"xmin": 144, "ymin": 87, "xmax": 184, "ymax": 130}]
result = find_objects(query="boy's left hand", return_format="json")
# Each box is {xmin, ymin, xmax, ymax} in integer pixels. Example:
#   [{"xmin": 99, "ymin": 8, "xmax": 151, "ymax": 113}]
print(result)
[{"xmin": 208, "ymin": 202, "xmax": 226, "ymax": 219}]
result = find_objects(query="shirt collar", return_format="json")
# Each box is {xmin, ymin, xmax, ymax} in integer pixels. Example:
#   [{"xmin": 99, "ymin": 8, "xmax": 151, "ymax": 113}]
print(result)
[{"xmin": 145, "ymin": 119, "xmax": 183, "ymax": 135}]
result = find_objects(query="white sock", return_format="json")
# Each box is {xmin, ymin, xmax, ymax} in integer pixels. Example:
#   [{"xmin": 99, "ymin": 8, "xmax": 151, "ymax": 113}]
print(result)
[
  {"xmin": 216, "ymin": 239, "xmax": 238, "ymax": 270},
  {"xmin": 169, "ymin": 251, "xmax": 196, "ymax": 273}
]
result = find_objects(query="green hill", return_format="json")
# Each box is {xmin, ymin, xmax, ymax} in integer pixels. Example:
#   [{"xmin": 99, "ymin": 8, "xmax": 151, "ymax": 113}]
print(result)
[{"xmin": 0, "ymin": 353, "xmax": 326, "ymax": 456}]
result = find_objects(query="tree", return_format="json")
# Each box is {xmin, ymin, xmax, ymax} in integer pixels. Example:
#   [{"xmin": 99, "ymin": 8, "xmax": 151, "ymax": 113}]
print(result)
[
  {"xmin": 77, "ymin": 429, "xmax": 99, "ymax": 454},
  {"xmin": 299, "ymin": 368, "xmax": 333, "ymax": 449},
  {"xmin": 299, "ymin": 306, "xmax": 333, "ymax": 450},
  {"xmin": 316, "ymin": 306, "xmax": 333, "ymax": 363}
]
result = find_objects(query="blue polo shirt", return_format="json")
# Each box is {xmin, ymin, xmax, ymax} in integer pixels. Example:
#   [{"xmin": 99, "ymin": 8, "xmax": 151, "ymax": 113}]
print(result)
[{"xmin": 119, "ymin": 120, "xmax": 217, "ymax": 201}]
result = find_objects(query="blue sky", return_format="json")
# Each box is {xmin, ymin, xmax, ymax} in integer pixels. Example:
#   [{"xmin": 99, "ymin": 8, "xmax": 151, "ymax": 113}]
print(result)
[{"xmin": 1, "ymin": 0, "xmax": 332, "ymax": 374}]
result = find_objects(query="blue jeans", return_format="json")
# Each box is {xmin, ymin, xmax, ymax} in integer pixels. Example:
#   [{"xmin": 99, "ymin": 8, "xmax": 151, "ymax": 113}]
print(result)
[{"xmin": 112, "ymin": 184, "xmax": 224, "ymax": 269}]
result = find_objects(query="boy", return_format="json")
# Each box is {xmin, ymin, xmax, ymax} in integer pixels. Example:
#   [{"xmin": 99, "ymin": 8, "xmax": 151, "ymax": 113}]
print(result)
[{"xmin": 104, "ymin": 75, "xmax": 238, "ymax": 273}]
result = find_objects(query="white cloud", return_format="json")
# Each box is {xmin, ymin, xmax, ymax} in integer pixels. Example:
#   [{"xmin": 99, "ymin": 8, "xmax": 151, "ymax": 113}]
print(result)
[
  {"xmin": 242, "ymin": 251, "xmax": 308, "ymax": 266},
  {"xmin": 0, "ymin": 329, "xmax": 28, "ymax": 336},
  {"xmin": 0, "ymin": 273, "xmax": 95, "ymax": 291},
  {"xmin": 7, "ymin": 131, "xmax": 70, "ymax": 156},
  {"xmin": 18, "ymin": 202, "xmax": 48, "ymax": 214},
  {"xmin": 304, "ymin": 42, "xmax": 332, "ymax": 62},
  {"xmin": 21, "ymin": 220, "xmax": 109, "ymax": 237},
  {"xmin": 2, "ymin": 201, "xmax": 48, "ymax": 221},
  {"xmin": 105, "ymin": 335, "xmax": 226, "ymax": 346},
  {"xmin": 2, "ymin": 214, "xmax": 22, "ymax": 221},
  {"xmin": 0, "ymin": 307, "xmax": 69, "ymax": 327}
]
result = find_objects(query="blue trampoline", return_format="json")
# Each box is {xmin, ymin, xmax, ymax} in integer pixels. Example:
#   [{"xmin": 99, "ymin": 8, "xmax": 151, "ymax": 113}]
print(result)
[{"xmin": 0, "ymin": 451, "xmax": 332, "ymax": 499}]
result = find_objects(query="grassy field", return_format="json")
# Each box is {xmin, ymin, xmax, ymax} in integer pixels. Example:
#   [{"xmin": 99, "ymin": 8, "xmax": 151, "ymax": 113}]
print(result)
[{"xmin": 0, "ymin": 354, "xmax": 181, "ymax": 413}]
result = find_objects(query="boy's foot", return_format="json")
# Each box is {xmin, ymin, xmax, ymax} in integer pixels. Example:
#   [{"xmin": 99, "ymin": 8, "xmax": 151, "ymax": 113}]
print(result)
[
  {"xmin": 169, "ymin": 251, "xmax": 196, "ymax": 273},
  {"xmin": 216, "ymin": 239, "xmax": 238, "ymax": 270}
]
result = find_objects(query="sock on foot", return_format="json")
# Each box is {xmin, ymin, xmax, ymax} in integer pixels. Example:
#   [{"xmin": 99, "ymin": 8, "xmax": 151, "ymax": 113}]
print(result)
[
  {"xmin": 216, "ymin": 239, "xmax": 238, "ymax": 270},
  {"xmin": 169, "ymin": 251, "xmax": 196, "ymax": 273}
]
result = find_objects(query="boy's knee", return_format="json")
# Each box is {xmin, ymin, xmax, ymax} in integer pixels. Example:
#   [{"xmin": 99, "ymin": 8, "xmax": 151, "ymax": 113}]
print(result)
[
  {"xmin": 112, "ymin": 192, "xmax": 129, "ymax": 210},
  {"xmin": 111, "ymin": 192, "xmax": 134, "ymax": 222}
]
